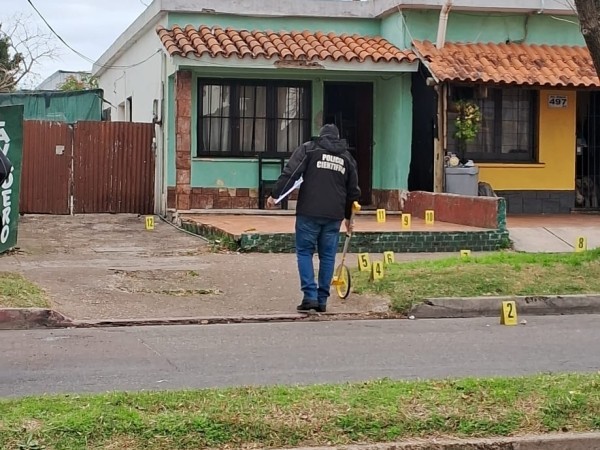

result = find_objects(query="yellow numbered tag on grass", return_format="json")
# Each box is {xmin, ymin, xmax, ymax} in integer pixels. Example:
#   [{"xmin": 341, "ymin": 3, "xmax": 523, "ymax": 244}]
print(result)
[
  {"xmin": 460, "ymin": 249, "xmax": 471, "ymax": 258},
  {"xmin": 575, "ymin": 236, "xmax": 587, "ymax": 253},
  {"xmin": 376, "ymin": 209, "xmax": 386, "ymax": 223},
  {"xmin": 371, "ymin": 261, "xmax": 384, "ymax": 281},
  {"xmin": 358, "ymin": 253, "xmax": 371, "ymax": 271},
  {"xmin": 425, "ymin": 210, "xmax": 435, "ymax": 225},
  {"xmin": 500, "ymin": 301, "xmax": 518, "ymax": 326},
  {"xmin": 401, "ymin": 213, "xmax": 411, "ymax": 229},
  {"xmin": 383, "ymin": 251, "xmax": 395, "ymax": 265},
  {"xmin": 145, "ymin": 216, "xmax": 155, "ymax": 230}
]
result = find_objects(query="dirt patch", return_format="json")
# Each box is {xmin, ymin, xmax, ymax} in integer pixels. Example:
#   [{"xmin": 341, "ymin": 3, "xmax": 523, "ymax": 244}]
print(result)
[
  {"xmin": 111, "ymin": 269, "xmax": 223, "ymax": 296},
  {"xmin": 0, "ymin": 214, "xmax": 444, "ymax": 321}
]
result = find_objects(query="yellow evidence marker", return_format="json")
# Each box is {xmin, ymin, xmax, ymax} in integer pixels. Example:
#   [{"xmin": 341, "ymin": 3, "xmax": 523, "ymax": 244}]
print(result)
[
  {"xmin": 358, "ymin": 253, "xmax": 371, "ymax": 272},
  {"xmin": 145, "ymin": 216, "xmax": 155, "ymax": 231},
  {"xmin": 401, "ymin": 213, "xmax": 411, "ymax": 230},
  {"xmin": 383, "ymin": 251, "xmax": 395, "ymax": 265},
  {"xmin": 376, "ymin": 209, "xmax": 386, "ymax": 223},
  {"xmin": 425, "ymin": 210, "xmax": 435, "ymax": 225},
  {"xmin": 575, "ymin": 236, "xmax": 587, "ymax": 253},
  {"xmin": 371, "ymin": 261, "xmax": 384, "ymax": 281},
  {"xmin": 500, "ymin": 301, "xmax": 518, "ymax": 326},
  {"xmin": 460, "ymin": 249, "xmax": 471, "ymax": 258}
]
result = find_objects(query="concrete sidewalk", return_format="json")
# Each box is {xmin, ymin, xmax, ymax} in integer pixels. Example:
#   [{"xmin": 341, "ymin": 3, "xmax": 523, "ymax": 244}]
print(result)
[
  {"xmin": 507, "ymin": 214, "xmax": 600, "ymax": 252},
  {"xmin": 0, "ymin": 215, "xmax": 450, "ymax": 321},
  {"xmin": 2, "ymin": 213, "xmax": 600, "ymax": 325}
]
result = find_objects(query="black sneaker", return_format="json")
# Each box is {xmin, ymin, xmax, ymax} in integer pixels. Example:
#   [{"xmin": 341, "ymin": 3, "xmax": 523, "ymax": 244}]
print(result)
[
  {"xmin": 316, "ymin": 304, "xmax": 327, "ymax": 313},
  {"xmin": 297, "ymin": 300, "xmax": 319, "ymax": 312}
]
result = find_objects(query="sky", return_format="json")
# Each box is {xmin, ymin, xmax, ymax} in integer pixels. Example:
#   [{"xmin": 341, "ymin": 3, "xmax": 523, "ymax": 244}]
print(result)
[{"xmin": 3, "ymin": 0, "xmax": 149, "ymax": 88}]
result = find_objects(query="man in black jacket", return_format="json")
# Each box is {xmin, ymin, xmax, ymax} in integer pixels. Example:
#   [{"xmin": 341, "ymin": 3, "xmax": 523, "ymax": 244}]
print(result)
[{"xmin": 267, "ymin": 124, "xmax": 360, "ymax": 313}]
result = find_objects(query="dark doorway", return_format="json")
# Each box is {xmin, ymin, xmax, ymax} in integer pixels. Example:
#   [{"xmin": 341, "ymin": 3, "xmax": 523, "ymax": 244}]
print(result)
[
  {"xmin": 576, "ymin": 91, "xmax": 600, "ymax": 210},
  {"xmin": 408, "ymin": 66, "xmax": 436, "ymax": 192},
  {"xmin": 324, "ymin": 82, "xmax": 373, "ymax": 205}
]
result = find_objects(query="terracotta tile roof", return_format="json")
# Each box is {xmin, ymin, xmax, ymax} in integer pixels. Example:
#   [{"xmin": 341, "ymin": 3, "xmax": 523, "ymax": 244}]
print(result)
[
  {"xmin": 413, "ymin": 40, "xmax": 600, "ymax": 88},
  {"xmin": 156, "ymin": 25, "xmax": 417, "ymax": 64}
]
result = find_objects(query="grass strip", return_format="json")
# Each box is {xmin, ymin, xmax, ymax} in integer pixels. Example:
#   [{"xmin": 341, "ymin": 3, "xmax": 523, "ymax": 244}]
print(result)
[
  {"xmin": 0, "ymin": 272, "xmax": 49, "ymax": 309},
  {"xmin": 353, "ymin": 249, "xmax": 600, "ymax": 313},
  {"xmin": 1, "ymin": 374, "xmax": 599, "ymax": 449}
]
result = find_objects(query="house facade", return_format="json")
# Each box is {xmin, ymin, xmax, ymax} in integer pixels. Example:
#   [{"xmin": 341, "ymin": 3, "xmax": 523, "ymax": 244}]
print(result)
[
  {"xmin": 405, "ymin": 10, "xmax": 600, "ymax": 214},
  {"xmin": 93, "ymin": 0, "xmax": 599, "ymax": 215}
]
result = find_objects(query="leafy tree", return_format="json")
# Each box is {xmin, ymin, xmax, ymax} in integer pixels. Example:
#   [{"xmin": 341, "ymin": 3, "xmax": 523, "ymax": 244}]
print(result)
[
  {"xmin": 58, "ymin": 74, "xmax": 99, "ymax": 91},
  {"xmin": 0, "ymin": 29, "xmax": 23, "ymax": 91}
]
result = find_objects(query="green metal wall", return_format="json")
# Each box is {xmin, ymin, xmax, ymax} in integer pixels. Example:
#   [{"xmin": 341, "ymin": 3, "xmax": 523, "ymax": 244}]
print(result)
[
  {"xmin": 382, "ymin": 10, "xmax": 584, "ymax": 49},
  {"xmin": 0, "ymin": 90, "xmax": 103, "ymax": 123}
]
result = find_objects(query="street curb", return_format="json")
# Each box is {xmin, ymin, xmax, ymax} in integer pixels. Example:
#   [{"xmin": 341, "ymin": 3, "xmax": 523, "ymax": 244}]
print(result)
[
  {"xmin": 0, "ymin": 308, "xmax": 73, "ymax": 330},
  {"xmin": 71, "ymin": 311, "xmax": 402, "ymax": 328},
  {"xmin": 0, "ymin": 309, "xmax": 402, "ymax": 330},
  {"xmin": 3, "ymin": 294, "xmax": 600, "ymax": 329},
  {"xmin": 270, "ymin": 432, "xmax": 600, "ymax": 450},
  {"xmin": 409, "ymin": 294, "xmax": 600, "ymax": 319}
]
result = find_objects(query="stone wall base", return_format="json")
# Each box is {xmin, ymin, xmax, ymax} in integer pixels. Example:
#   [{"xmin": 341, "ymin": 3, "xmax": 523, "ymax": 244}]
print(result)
[
  {"xmin": 168, "ymin": 186, "xmax": 300, "ymax": 210},
  {"xmin": 497, "ymin": 190, "xmax": 574, "ymax": 214}
]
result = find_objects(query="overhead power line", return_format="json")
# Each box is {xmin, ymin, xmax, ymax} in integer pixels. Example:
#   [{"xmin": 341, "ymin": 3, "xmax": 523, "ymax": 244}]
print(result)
[{"xmin": 26, "ymin": 0, "xmax": 161, "ymax": 70}]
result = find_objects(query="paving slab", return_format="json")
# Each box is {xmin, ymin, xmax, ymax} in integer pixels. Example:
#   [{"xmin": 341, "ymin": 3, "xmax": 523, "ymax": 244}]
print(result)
[{"xmin": 508, "ymin": 227, "xmax": 574, "ymax": 253}]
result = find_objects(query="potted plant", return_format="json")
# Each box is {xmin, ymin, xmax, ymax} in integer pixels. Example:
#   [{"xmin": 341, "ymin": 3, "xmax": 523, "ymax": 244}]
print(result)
[{"xmin": 453, "ymin": 100, "xmax": 482, "ymax": 160}]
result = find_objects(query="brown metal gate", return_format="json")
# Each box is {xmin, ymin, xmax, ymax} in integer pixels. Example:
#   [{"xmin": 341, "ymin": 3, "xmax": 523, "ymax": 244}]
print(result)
[
  {"xmin": 21, "ymin": 121, "xmax": 155, "ymax": 214},
  {"xmin": 22, "ymin": 121, "xmax": 72, "ymax": 214},
  {"xmin": 73, "ymin": 122, "xmax": 155, "ymax": 213}
]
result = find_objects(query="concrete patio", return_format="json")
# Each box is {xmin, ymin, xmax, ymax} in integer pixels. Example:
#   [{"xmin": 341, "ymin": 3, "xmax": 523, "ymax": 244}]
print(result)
[{"xmin": 177, "ymin": 210, "xmax": 600, "ymax": 254}]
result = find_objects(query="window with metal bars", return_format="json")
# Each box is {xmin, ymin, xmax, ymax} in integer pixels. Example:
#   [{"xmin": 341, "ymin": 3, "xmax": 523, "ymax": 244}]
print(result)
[
  {"xmin": 197, "ymin": 79, "xmax": 311, "ymax": 157},
  {"xmin": 447, "ymin": 86, "xmax": 538, "ymax": 162}
]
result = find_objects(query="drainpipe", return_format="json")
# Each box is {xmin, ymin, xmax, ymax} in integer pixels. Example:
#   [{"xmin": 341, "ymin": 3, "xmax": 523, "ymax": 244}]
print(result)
[
  {"xmin": 434, "ymin": 0, "xmax": 452, "ymax": 192},
  {"xmin": 436, "ymin": 0, "xmax": 453, "ymax": 49},
  {"xmin": 158, "ymin": 50, "xmax": 167, "ymax": 216}
]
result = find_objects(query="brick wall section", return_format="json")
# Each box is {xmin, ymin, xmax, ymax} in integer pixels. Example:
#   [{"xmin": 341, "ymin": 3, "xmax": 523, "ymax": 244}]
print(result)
[
  {"xmin": 167, "ymin": 187, "xmax": 176, "ymax": 209},
  {"xmin": 190, "ymin": 188, "xmax": 259, "ymax": 209},
  {"xmin": 175, "ymin": 70, "xmax": 192, "ymax": 211},
  {"xmin": 403, "ymin": 191, "xmax": 504, "ymax": 230},
  {"xmin": 171, "ymin": 186, "xmax": 299, "ymax": 210}
]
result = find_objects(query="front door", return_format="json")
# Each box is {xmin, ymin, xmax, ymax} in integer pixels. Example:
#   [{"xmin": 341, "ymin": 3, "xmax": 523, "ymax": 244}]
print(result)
[{"xmin": 324, "ymin": 82, "xmax": 373, "ymax": 205}]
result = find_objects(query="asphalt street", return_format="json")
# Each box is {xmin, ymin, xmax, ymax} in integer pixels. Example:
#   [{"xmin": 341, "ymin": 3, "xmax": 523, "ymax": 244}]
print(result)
[{"xmin": 1, "ymin": 315, "xmax": 599, "ymax": 397}]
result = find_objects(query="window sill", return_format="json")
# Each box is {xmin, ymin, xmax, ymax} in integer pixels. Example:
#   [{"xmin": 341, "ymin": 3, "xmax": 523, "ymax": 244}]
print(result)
[
  {"xmin": 477, "ymin": 162, "xmax": 546, "ymax": 169},
  {"xmin": 193, "ymin": 157, "xmax": 252, "ymax": 162},
  {"xmin": 193, "ymin": 156, "xmax": 291, "ymax": 162}
]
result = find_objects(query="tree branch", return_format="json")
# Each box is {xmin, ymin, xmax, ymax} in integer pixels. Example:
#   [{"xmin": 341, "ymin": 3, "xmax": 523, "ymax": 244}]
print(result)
[{"xmin": 0, "ymin": 12, "xmax": 59, "ymax": 91}]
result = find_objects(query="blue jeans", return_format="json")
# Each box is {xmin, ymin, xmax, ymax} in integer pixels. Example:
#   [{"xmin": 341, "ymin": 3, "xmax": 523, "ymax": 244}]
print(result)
[{"xmin": 295, "ymin": 215, "xmax": 342, "ymax": 305}]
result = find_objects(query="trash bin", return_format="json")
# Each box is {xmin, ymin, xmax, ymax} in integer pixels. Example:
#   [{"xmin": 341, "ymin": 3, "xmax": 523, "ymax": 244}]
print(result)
[{"xmin": 444, "ymin": 166, "xmax": 479, "ymax": 196}]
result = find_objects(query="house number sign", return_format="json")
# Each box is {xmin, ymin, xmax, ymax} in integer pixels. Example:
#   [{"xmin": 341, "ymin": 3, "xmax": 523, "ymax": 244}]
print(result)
[{"xmin": 548, "ymin": 95, "xmax": 568, "ymax": 108}]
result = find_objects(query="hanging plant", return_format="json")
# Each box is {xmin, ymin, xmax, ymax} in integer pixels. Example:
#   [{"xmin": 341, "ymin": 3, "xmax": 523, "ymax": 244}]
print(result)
[{"xmin": 453, "ymin": 100, "xmax": 482, "ymax": 155}]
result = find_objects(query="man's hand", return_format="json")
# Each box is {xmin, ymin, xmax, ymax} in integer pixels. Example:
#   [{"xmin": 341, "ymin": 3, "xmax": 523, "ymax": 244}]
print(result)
[
  {"xmin": 344, "ymin": 219, "xmax": 353, "ymax": 234},
  {"xmin": 266, "ymin": 196, "xmax": 276, "ymax": 209}
]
